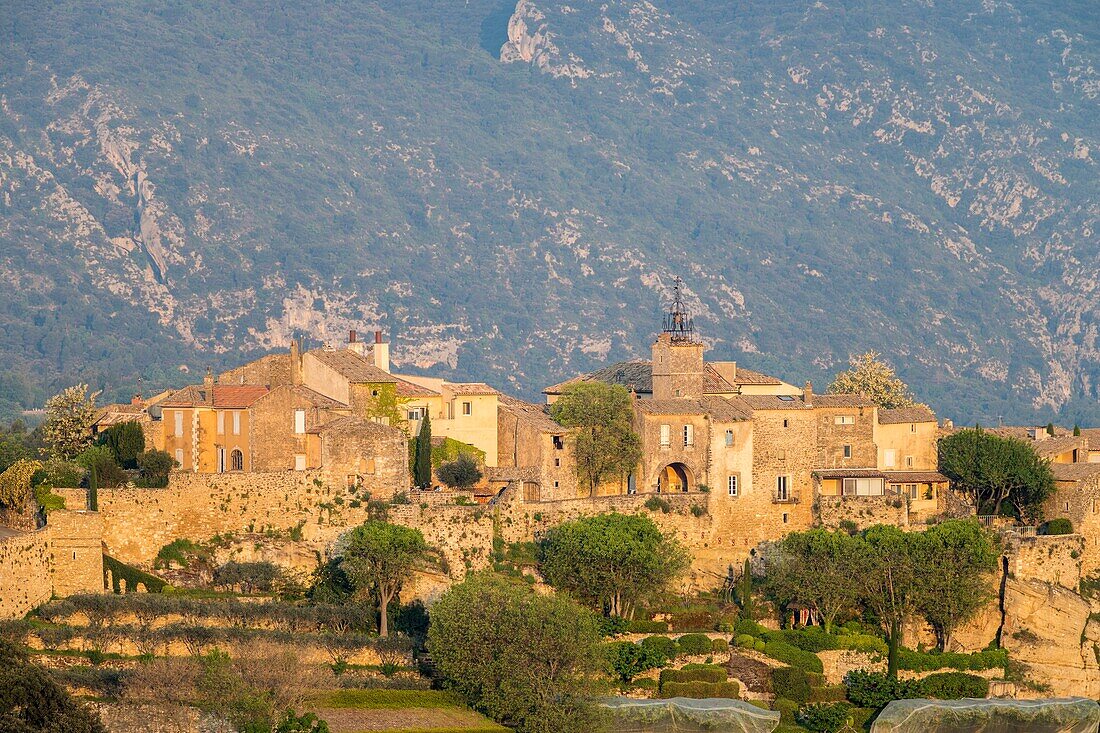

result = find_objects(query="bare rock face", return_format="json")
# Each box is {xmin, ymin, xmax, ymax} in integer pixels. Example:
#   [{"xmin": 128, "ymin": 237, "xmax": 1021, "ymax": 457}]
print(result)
[{"xmin": 1001, "ymin": 578, "xmax": 1100, "ymax": 697}]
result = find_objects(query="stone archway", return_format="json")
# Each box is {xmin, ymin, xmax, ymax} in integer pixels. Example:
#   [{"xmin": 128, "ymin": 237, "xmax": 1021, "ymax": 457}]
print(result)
[{"xmin": 658, "ymin": 462, "xmax": 692, "ymax": 493}]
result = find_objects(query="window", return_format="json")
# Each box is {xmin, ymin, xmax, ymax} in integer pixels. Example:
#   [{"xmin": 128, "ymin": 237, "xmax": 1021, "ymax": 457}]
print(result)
[
  {"xmin": 554, "ymin": 458, "xmax": 561, "ymax": 467},
  {"xmin": 462, "ymin": 401, "xmax": 472, "ymax": 416},
  {"xmin": 727, "ymin": 475, "xmax": 738, "ymax": 497},
  {"xmin": 834, "ymin": 415, "xmax": 855, "ymax": 425},
  {"xmin": 884, "ymin": 449, "xmax": 897, "ymax": 467},
  {"xmin": 660, "ymin": 424, "xmax": 671, "ymax": 448},
  {"xmin": 725, "ymin": 430, "xmax": 734, "ymax": 447},
  {"xmin": 173, "ymin": 411, "xmax": 183, "ymax": 437},
  {"xmin": 553, "ymin": 481, "xmax": 559, "ymax": 488},
  {"xmin": 910, "ymin": 423, "xmax": 917, "ymax": 433},
  {"xmin": 776, "ymin": 476, "xmax": 789, "ymax": 500},
  {"xmin": 843, "ymin": 444, "xmax": 852, "ymax": 458},
  {"xmin": 294, "ymin": 454, "xmax": 306, "ymax": 471},
  {"xmin": 782, "ymin": 513, "xmax": 789, "ymax": 524},
  {"xmin": 365, "ymin": 458, "xmax": 376, "ymax": 475},
  {"xmin": 889, "ymin": 483, "xmax": 901, "ymax": 495},
  {"xmin": 553, "ymin": 435, "xmax": 564, "ymax": 450},
  {"xmin": 407, "ymin": 407, "xmax": 424, "ymax": 421},
  {"xmin": 627, "ymin": 474, "xmax": 636, "ymax": 495},
  {"xmin": 782, "ymin": 419, "xmax": 789, "ymax": 428},
  {"xmin": 905, "ymin": 455, "xmax": 914, "ymax": 468},
  {"xmin": 842, "ymin": 478, "xmax": 885, "ymax": 496},
  {"xmin": 232, "ymin": 411, "xmax": 241, "ymax": 435},
  {"xmin": 905, "ymin": 483, "xmax": 918, "ymax": 499},
  {"xmin": 294, "ymin": 409, "xmax": 306, "ymax": 434},
  {"xmin": 217, "ymin": 411, "xmax": 225, "ymax": 435},
  {"xmin": 174, "ymin": 448, "xmax": 184, "ymax": 466},
  {"xmin": 230, "ymin": 449, "xmax": 244, "ymax": 471},
  {"xmin": 683, "ymin": 424, "xmax": 694, "ymax": 447}
]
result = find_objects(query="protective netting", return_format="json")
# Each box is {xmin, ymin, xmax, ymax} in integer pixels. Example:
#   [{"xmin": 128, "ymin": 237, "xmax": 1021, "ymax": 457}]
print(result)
[
  {"xmin": 871, "ymin": 697, "xmax": 1100, "ymax": 733},
  {"xmin": 601, "ymin": 697, "xmax": 780, "ymax": 733}
]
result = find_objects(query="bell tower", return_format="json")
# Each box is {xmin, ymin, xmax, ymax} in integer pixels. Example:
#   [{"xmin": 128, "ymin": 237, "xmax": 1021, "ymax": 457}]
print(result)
[{"xmin": 651, "ymin": 277, "xmax": 705, "ymax": 400}]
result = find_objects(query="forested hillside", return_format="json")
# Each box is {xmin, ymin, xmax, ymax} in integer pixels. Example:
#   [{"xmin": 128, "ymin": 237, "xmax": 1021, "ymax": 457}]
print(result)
[{"xmin": 0, "ymin": 0, "xmax": 1096, "ymax": 423}]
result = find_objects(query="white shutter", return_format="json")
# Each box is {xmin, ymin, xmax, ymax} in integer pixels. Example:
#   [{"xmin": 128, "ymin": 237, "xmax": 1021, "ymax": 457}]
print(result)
[
  {"xmin": 684, "ymin": 424, "xmax": 694, "ymax": 446},
  {"xmin": 173, "ymin": 411, "xmax": 183, "ymax": 436},
  {"xmin": 294, "ymin": 409, "xmax": 306, "ymax": 434},
  {"xmin": 884, "ymin": 449, "xmax": 897, "ymax": 467},
  {"xmin": 660, "ymin": 424, "xmax": 670, "ymax": 446},
  {"xmin": 294, "ymin": 454, "xmax": 306, "ymax": 471},
  {"xmin": 232, "ymin": 411, "xmax": 241, "ymax": 435},
  {"xmin": 217, "ymin": 411, "xmax": 225, "ymax": 435}
]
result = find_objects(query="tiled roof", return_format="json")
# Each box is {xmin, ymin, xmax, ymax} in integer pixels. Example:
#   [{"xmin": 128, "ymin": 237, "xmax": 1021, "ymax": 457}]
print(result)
[
  {"xmin": 735, "ymin": 395, "xmax": 809, "ymax": 410},
  {"xmin": 1030, "ymin": 435, "xmax": 1088, "ymax": 459},
  {"xmin": 700, "ymin": 396, "xmax": 754, "ymax": 422},
  {"xmin": 307, "ymin": 349, "xmax": 397, "ymax": 383},
  {"xmin": 394, "ymin": 378, "xmax": 439, "ymax": 398},
  {"xmin": 498, "ymin": 395, "xmax": 566, "ymax": 434},
  {"xmin": 1051, "ymin": 463, "xmax": 1100, "ymax": 482},
  {"xmin": 883, "ymin": 470, "xmax": 949, "ymax": 483},
  {"xmin": 162, "ymin": 384, "xmax": 270, "ymax": 408},
  {"xmin": 288, "ymin": 385, "xmax": 347, "ymax": 409},
  {"xmin": 635, "ymin": 396, "xmax": 751, "ymax": 422},
  {"xmin": 986, "ymin": 425, "xmax": 1072, "ymax": 440},
  {"xmin": 544, "ymin": 359, "xmax": 785, "ymax": 394},
  {"xmin": 447, "ymin": 382, "xmax": 500, "ymax": 396},
  {"xmin": 307, "ymin": 415, "xmax": 405, "ymax": 439},
  {"xmin": 93, "ymin": 410, "xmax": 151, "ymax": 427},
  {"xmin": 878, "ymin": 406, "xmax": 937, "ymax": 424},
  {"xmin": 811, "ymin": 394, "xmax": 876, "ymax": 408},
  {"xmin": 813, "ymin": 468, "xmax": 886, "ymax": 479}
]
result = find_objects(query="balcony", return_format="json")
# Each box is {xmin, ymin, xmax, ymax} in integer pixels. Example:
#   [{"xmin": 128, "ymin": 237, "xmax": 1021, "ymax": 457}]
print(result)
[{"xmin": 771, "ymin": 489, "xmax": 800, "ymax": 504}]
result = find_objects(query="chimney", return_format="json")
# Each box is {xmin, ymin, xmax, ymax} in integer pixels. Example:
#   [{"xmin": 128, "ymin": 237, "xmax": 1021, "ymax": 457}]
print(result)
[
  {"xmin": 349, "ymin": 329, "xmax": 358, "ymax": 343},
  {"xmin": 803, "ymin": 381, "xmax": 813, "ymax": 406},
  {"xmin": 290, "ymin": 339, "xmax": 303, "ymax": 386},
  {"xmin": 204, "ymin": 367, "xmax": 215, "ymax": 400},
  {"xmin": 347, "ymin": 329, "xmax": 366, "ymax": 356},
  {"xmin": 371, "ymin": 329, "xmax": 390, "ymax": 373},
  {"xmin": 131, "ymin": 394, "xmax": 143, "ymax": 406}
]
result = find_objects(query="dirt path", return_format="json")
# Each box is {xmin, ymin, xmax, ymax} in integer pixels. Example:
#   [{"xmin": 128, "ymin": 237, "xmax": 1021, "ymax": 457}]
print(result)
[{"xmin": 313, "ymin": 706, "xmax": 500, "ymax": 732}]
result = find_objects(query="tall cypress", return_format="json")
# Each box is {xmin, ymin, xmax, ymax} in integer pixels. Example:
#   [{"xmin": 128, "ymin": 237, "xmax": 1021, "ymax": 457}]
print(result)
[
  {"xmin": 414, "ymin": 413, "xmax": 432, "ymax": 488},
  {"xmin": 88, "ymin": 463, "xmax": 98, "ymax": 512}
]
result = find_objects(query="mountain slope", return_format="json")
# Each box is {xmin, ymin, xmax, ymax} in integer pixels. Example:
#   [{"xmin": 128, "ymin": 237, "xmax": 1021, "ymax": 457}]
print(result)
[{"xmin": 0, "ymin": 0, "xmax": 1096, "ymax": 423}]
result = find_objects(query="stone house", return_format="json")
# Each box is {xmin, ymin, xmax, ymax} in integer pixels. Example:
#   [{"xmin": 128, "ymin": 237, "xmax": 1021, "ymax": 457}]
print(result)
[
  {"xmin": 1044, "ymin": 462, "xmax": 1100, "ymax": 574},
  {"xmin": 310, "ymin": 415, "xmax": 410, "ymax": 498},
  {"xmin": 496, "ymin": 395, "xmax": 575, "ymax": 501},
  {"xmin": 160, "ymin": 375, "xmax": 270, "ymax": 472}
]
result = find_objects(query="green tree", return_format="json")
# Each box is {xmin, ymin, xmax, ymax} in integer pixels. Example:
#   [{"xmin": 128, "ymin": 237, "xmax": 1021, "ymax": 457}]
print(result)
[
  {"xmin": 41, "ymin": 384, "xmax": 99, "ymax": 460},
  {"xmin": 413, "ymin": 413, "xmax": 432, "ymax": 488},
  {"xmin": 919, "ymin": 520, "xmax": 998, "ymax": 651},
  {"xmin": 738, "ymin": 558, "xmax": 755, "ymax": 620},
  {"xmin": 436, "ymin": 454, "xmax": 481, "ymax": 489},
  {"xmin": 764, "ymin": 529, "xmax": 862, "ymax": 633},
  {"xmin": 341, "ymin": 521, "xmax": 429, "ymax": 637},
  {"xmin": 539, "ymin": 513, "xmax": 689, "ymax": 618},
  {"xmin": 0, "ymin": 421, "xmax": 37, "ymax": 473},
  {"xmin": 135, "ymin": 449, "xmax": 176, "ymax": 488},
  {"xmin": 96, "ymin": 420, "xmax": 145, "ymax": 468},
  {"xmin": 426, "ymin": 573, "xmax": 602, "ymax": 733},
  {"xmin": 550, "ymin": 382, "xmax": 642, "ymax": 495},
  {"xmin": 605, "ymin": 640, "xmax": 662, "ymax": 683},
  {"xmin": 75, "ymin": 445, "xmax": 126, "ymax": 488},
  {"xmin": 827, "ymin": 351, "xmax": 921, "ymax": 409},
  {"xmin": 0, "ymin": 459, "xmax": 43, "ymax": 512},
  {"xmin": 938, "ymin": 428, "xmax": 1054, "ymax": 520},
  {"xmin": 0, "ymin": 640, "xmax": 106, "ymax": 733},
  {"xmin": 857, "ymin": 526, "xmax": 926, "ymax": 678}
]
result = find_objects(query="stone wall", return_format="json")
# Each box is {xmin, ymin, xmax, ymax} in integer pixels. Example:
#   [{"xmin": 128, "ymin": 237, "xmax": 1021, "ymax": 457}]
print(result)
[
  {"xmin": 0, "ymin": 529, "xmax": 52, "ymax": 619},
  {"xmin": 1003, "ymin": 531, "xmax": 1083, "ymax": 590},
  {"xmin": 49, "ymin": 510, "xmax": 105, "ymax": 597},
  {"xmin": 815, "ymin": 494, "xmax": 908, "ymax": 530},
  {"xmin": 55, "ymin": 470, "xmax": 376, "ymax": 566}
]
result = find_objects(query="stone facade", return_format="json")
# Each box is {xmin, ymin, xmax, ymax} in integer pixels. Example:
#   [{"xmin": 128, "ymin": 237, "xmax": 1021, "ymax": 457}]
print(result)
[
  {"xmin": 49, "ymin": 510, "xmax": 105, "ymax": 597},
  {"xmin": 0, "ymin": 528, "xmax": 52, "ymax": 619},
  {"xmin": 815, "ymin": 495, "xmax": 908, "ymax": 530},
  {"xmin": 316, "ymin": 416, "xmax": 410, "ymax": 498},
  {"xmin": 1003, "ymin": 531, "xmax": 1084, "ymax": 590},
  {"xmin": 1043, "ymin": 464, "xmax": 1100, "ymax": 575},
  {"xmin": 651, "ymin": 333, "xmax": 705, "ymax": 400}
]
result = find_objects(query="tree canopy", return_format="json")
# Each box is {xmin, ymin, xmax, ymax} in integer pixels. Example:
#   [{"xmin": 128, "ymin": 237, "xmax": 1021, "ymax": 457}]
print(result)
[
  {"xmin": 341, "ymin": 521, "xmax": 429, "ymax": 637},
  {"xmin": 938, "ymin": 427, "xmax": 1055, "ymax": 521},
  {"xmin": 41, "ymin": 385, "xmax": 98, "ymax": 460},
  {"xmin": 538, "ymin": 512, "xmax": 689, "ymax": 618},
  {"xmin": 549, "ymin": 382, "xmax": 642, "ymax": 495},
  {"xmin": 0, "ymin": 640, "xmax": 106, "ymax": 733},
  {"xmin": 0, "ymin": 459, "xmax": 44, "ymax": 512},
  {"xmin": 762, "ymin": 528, "xmax": 863, "ymax": 633},
  {"xmin": 96, "ymin": 420, "xmax": 145, "ymax": 469},
  {"xmin": 919, "ymin": 520, "xmax": 999, "ymax": 651},
  {"xmin": 426, "ymin": 573, "xmax": 602, "ymax": 733},
  {"xmin": 827, "ymin": 351, "xmax": 921, "ymax": 409},
  {"xmin": 413, "ymin": 413, "xmax": 432, "ymax": 489},
  {"xmin": 436, "ymin": 454, "xmax": 481, "ymax": 490}
]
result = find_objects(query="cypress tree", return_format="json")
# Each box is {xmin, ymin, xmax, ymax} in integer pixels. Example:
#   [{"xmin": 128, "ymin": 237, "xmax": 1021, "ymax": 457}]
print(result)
[
  {"xmin": 414, "ymin": 413, "xmax": 432, "ymax": 488},
  {"xmin": 1074, "ymin": 424, "xmax": 1081, "ymax": 437},
  {"xmin": 739, "ymin": 558, "xmax": 754, "ymax": 620},
  {"xmin": 88, "ymin": 463, "xmax": 98, "ymax": 512}
]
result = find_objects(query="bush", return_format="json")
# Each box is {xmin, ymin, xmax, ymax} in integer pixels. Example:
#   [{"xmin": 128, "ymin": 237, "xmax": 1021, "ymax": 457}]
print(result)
[
  {"xmin": 606, "ymin": 642, "xmax": 663, "ymax": 683},
  {"xmin": 809, "ymin": 685, "xmax": 849, "ymax": 703},
  {"xmin": 734, "ymin": 619, "xmax": 766, "ymax": 636},
  {"xmin": 135, "ymin": 449, "xmax": 176, "ymax": 488},
  {"xmin": 640, "ymin": 635, "xmax": 678, "ymax": 664},
  {"xmin": 834, "ymin": 633, "xmax": 888, "ymax": 656},
  {"xmin": 96, "ymin": 421, "xmax": 145, "ymax": 468},
  {"xmin": 773, "ymin": 698, "xmax": 800, "ymax": 725},
  {"xmin": 658, "ymin": 680, "xmax": 739, "ymax": 699},
  {"xmin": 753, "ymin": 640, "xmax": 766, "ymax": 652},
  {"xmin": 436, "ymin": 455, "xmax": 482, "ymax": 489},
  {"xmin": 797, "ymin": 702, "xmax": 853, "ymax": 733},
  {"xmin": 918, "ymin": 671, "xmax": 989, "ymax": 699},
  {"xmin": 625, "ymin": 619, "xmax": 669, "ymax": 634},
  {"xmin": 844, "ymin": 670, "xmax": 922, "ymax": 709},
  {"xmin": 762, "ymin": 640, "xmax": 823, "ymax": 673},
  {"xmin": 213, "ymin": 561, "xmax": 282, "ymax": 594},
  {"xmin": 630, "ymin": 678, "xmax": 658, "ymax": 692},
  {"xmin": 771, "ymin": 666, "xmax": 812, "ymax": 704},
  {"xmin": 734, "ymin": 634, "xmax": 756, "ymax": 649},
  {"xmin": 1039, "ymin": 518, "xmax": 1073, "ymax": 535},
  {"xmin": 676, "ymin": 633, "xmax": 713, "ymax": 656},
  {"xmin": 598, "ymin": 616, "xmax": 630, "ymax": 637},
  {"xmin": 644, "ymin": 496, "xmax": 671, "ymax": 513},
  {"xmin": 896, "ymin": 648, "xmax": 1007, "ymax": 672},
  {"xmin": 711, "ymin": 637, "xmax": 729, "ymax": 653},
  {"xmin": 659, "ymin": 665, "xmax": 725, "ymax": 686}
]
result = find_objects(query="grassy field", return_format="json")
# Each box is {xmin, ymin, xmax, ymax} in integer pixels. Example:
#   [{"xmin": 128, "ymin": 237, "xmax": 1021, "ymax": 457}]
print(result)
[{"xmin": 307, "ymin": 689, "xmax": 509, "ymax": 733}]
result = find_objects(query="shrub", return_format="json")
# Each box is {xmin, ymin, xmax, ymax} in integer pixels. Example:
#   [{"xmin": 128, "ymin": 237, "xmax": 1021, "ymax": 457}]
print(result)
[
  {"xmin": 711, "ymin": 637, "xmax": 729, "ymax": 653},
  {"xmin": 734, "ymin": 619, "xmax": 766, "ymax": 636},
  {"xmin": 762, "ymin": 640, "xmax": 823, "ymax": 673},
  {"xmin": 598, "ymin": 615, "xmax": 630, "ymax": 637},
  {"xmin": 1039, "ymin": 518, "xmax": 1073, "ymax": 535},
  {"xmin": 753, "ymin": 640, "xmax": 766, "ymax": 652},
  {"xmin": 768, "ymin": 628, "xmax": 839, "ymax": 653},
  {"xmin": 644, "ymin": 496, "xmax": 671, "ymax": 513},
  {"xmin": 626, "ymin": 619, "xmax": 669, "ymax": 634},
  {"xmin": 834, "ymin": 633, "xmax": 888, "ymax": 656},
  {"xmin": 797, "ymin": 702, "xmax": 853, "ymax": 733},
  {"xmin": 896, "ymin": 648, "xmax": 1007, "ymax": 672},
  {"xmin": 213, "ymin": 561, "xmax": 282, "ymax": 594},
  {"xmin": 436, "ymin": 455, "xmax": 482, "ymax": 489},
  {"xmin": 659, "ymin": 665, "xmax": 725, "ymax": 687},
  {"xmin": 918, "ymin": 671, "xmax": 989, "ymax": 699},
  {"xmin": 154, "ymin": 538, "xmax": 209, "ymax": 569},
  {"xmin": 843, "ymin": 670, "xmax": 922, "ymax": 709},
  {"xmin": 734, "ymin": 634, "xmax": 756, "ymax": 649},
  {"xmin": 809, "ymin": 685, "xmax": 849, "ymax": 703},
  {"xmin": 676, "ymin": 633, "xmax": 713, "ymax": 657},
  {"xmin": 690, "ymin": 504, "xmax": 707, "ymax": 517},
  {"xmin": 606, "ymin": 641, "xmax": 663, "ymax": 683},
  {"xmin": 659, "ymin": 680, "xmax": 739, "ymax": 699},
  {"xmin": 630, "ymin": 678, "xmax": 658, "ymax": 692},
  {"xmin": 640, "ymin": 635, "xmax": 678, "ymax": 664},
  {"xmin": 773, "ymin": 697, "xmax": 800, "ymax": 726},
  {"xmin": 771, "ymin": 666, "xmax": 812, "ymax": 704}
]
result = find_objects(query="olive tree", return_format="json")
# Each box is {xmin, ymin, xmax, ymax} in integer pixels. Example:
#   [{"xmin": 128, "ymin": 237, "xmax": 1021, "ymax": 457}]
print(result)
[
  {"xmin": 919, "ymin": 520, "xmax": 998, "ymax": 651},
  {"xmin": 939, "ymin": 428, "xmax": 1054, "ymax": 520},
  {"xmin": 427, "ymin": 573, "xmax": 602, "ymax": 733},
  {"xmin": 550, "ymin": 382, "xmax": 642, "ymax": 495},
  {"xmin": 341, "ymin": 521, "xmax": 428, "ymax": 637},
  {"xmin": 763, "ymin": 529, "xmax": 862, "ymax": 633}
]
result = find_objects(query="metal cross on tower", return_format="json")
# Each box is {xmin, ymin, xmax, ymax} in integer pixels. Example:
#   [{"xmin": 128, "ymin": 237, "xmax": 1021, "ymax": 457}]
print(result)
[{"xmin": 663, "ymin": 276, "xmax": 697, "ymax": 343}]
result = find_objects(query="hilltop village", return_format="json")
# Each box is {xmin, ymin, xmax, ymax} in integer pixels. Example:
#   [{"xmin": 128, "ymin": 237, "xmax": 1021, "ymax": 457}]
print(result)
[{"xmin": 2, "ymin": 284, "xmax": 1100, "ymax": 731}]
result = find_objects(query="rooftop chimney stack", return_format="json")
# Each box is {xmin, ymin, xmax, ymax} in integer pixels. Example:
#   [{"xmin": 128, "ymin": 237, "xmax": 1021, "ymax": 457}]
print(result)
[
  {"xmin": 347, "ymin": 329, "xmax": 366, "ymax": 356},
  {"xmin": 290, "ymin": 339, "xmax": 303, "ymax": 385},
  {"xmin": 204, "ymin": 367, "xmax": 215, "ymax": 398},
  {"xmin": 371, "ymin": 329, "xmax": 390, "ymax": 373},
  {"xmin": 803, "ymin": 380, "xmax": 813, "ymax": 406}
]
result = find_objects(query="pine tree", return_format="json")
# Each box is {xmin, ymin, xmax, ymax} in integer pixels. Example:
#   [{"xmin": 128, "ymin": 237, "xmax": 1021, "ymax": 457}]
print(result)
[{"xmin": 414, "ymin": 413, "xmax": 432, "ymax": 488}]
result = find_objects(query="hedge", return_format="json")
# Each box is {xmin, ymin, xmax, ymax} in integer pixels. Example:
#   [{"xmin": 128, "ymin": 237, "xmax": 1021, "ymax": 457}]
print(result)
[
  {"xmin": 773, "ymin": 698, "xmax": 800, "ymax": 725},
  {"xmin": 734, "ymin": 619, "xmax": 767, "ymax": 636},
  {"xmin": 103, "ymin": 555, "xmax": 166, "ymax": 593},
  {"xmin": 897, "ymin": 648, "xmax": 1007, "ymax": 672},
  {"xmin": 711, "ymin": 637, "xmax": 729, "ymax": 653},
  {"xmin": 640, "ymin": 635, "xmax": 679, "ymax": 663},
  {"xmin": 659, "ymin": 665, "xmax": 726, "ymax": 687},
  {"xmin": 676, "ymin": 633, "xmax": 713, "ymax": 656},
  {"xmin": 659, "ymin": 680, "xmax": 740, "ymax": 699},
  {"xmin": 771, "ymin": 667, "xmax": 812, "ymax": 704},
  {"xmin": 734, "ymin": 634, "xmax": 755, "ymax": 649},
  {"xmin": 762, "ymin": 640, "xmax": 823, "ymax": 673},
  {"xmin": 797, "ymin": 702, "xmax": 853, "ymax": 733},
  {"xmin": 809, "ymin": 685, "xmax": 849, "ymax": 703},
  {"xmin": 919, "ymin": 672, "xmax": 989, "ymax": 699},
  {"xmin": 844, "ymin": 670, "xmax": 923, "ymax": 709},
  {"xmin": 626, "ymin": 619, "xmax": 670, "ymax": 634},
  {"xmin": 1039, "ymin": 518, "xmax": 1073, "ymax": 535}
]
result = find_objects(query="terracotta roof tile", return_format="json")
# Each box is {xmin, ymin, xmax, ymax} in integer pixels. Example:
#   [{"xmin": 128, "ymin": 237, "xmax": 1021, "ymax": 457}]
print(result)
[
  {"xmin": 447, "ymin": 382, "xmax": 500, "ymax": 396},
  {"xmin": 878, "ymin": 406, "xmax": 937, "ymax": 424},
  {"xmin": 635, "ymin": 397, "xmax": 751, "ymax": 422},
  {"xmin": 307, "ymin": 349, "xmax": 397, "ymax": 383},
  {"xmin": 811, "ymin": 394, "xmax": 876, "ymax": 408},
  {"xmin": 288, "ymin": 385, "xmax": 347, "ymax": 409},
  {"xmin": 883, "ymin": 470, "xmax": 949, "ymax": 483},
  {"xmin": 498, "ymin": 395, "xmax": 566, "ymax": 434},
  {"xmin": 162, "ymin": 384, "xmax": 270, "ymax": 408},
  {"xmin": 1051, "ymin": 463, "xmax": 1100, "ymax": 482},
  {"xmin": 394, "ymin": 378, "xmax": 440, "ymax": 398},
  {"xmin": 544, "ymin": 359, "xmax": 785, "ymax": 394}
]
